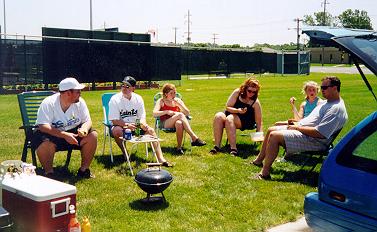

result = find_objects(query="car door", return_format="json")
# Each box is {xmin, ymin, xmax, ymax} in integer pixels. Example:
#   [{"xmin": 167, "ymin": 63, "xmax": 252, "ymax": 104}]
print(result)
[{"xmin": 319, "ymin": 111, "xmax": 377, "ymax": 220}]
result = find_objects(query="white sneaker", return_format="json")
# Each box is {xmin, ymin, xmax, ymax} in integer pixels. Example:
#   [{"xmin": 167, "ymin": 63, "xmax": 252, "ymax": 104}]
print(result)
[{"xmin": 278, "ymin": 157, "xmax": 288, "ymax": 163}]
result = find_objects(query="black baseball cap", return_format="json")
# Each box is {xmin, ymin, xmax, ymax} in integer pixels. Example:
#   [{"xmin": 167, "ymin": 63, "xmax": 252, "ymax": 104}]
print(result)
[{"xmin": 122, "ymin": 76, "xmax": 137, "ymax": 87}]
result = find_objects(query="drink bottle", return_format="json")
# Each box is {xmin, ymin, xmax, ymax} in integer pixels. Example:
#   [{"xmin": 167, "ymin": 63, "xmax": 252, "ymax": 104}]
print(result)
[
  {"xmin": 81, "ymin": 216, "xmax": 91, "ymax": 232},
  {"xmin": 68, "ymin": 205, "xmax": 81, "ymax": 232},
  {"xmin": 135, "ymin": 119, "xmax": 141, "ymax": 137}
]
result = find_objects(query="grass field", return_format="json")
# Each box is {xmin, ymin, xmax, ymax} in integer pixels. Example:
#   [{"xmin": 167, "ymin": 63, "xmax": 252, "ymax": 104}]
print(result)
[{"xmin": 0, "ymin": 72, "xmax": 376, "ymax": 231}]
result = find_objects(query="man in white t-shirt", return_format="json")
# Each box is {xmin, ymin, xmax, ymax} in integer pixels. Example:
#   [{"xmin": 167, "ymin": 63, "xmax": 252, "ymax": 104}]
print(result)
[
  {"xmin": 252, "ymin": 76, "xmax": 348, "ymax": 180},
  {"xmin": 108, "ymin": 76, "xmax": 172, "ymax": 167},
  {"xmin": 32, "ymin": 77, "xmax": 97, "ymax": 178}
]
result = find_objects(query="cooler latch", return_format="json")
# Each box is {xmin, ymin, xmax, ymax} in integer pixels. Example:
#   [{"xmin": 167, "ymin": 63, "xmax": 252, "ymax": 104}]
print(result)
[{"xmin": 50, "ymin": 197, "xmax": 71, "ymax": 218}]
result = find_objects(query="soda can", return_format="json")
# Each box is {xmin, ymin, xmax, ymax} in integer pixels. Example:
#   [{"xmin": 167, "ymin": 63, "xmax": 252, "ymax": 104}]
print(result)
[{"xmin": 124, "ymin": 128, "xmax": 132, "ymax": 140}]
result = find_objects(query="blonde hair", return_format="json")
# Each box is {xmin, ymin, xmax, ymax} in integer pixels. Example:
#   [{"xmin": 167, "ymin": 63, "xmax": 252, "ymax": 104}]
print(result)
[
  {"xmin": 162, "ymin": 83, "xmax": 176, "ymax": 99},
  {"xmin": 301, "ymin": 81, "xmax": 320, "ymax": 94}
]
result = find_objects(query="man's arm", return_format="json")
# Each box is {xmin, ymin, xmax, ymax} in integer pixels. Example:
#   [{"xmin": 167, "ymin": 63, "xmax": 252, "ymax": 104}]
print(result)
[
  {"xmin": 38, "ymin": 124, "xmax": 79, "ymax": 145},
  {"xmin": 287, "ymin": 125, "xmax": 325, "ymax": 139}
]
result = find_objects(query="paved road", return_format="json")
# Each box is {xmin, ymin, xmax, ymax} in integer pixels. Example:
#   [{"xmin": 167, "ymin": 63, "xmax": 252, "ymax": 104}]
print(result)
[{"xmin": 310, "ymin": 65, "xmax": 373, "ymax": 74}]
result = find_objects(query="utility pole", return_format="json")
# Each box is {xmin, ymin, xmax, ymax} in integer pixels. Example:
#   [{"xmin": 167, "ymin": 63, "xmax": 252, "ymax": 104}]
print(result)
[
  {"xmin": 212, "ymin": 33, "xmax": 219, "ymax": 46},
  {"xmin": 89, "ymin": 0, "xmax": 93, "ymax": 30},
  {"xmin": 3, "ymin": 0, "xmax": 6, "ymax": 39},
  {"xmin": 173, "ymin": 27, "xmax": 178, "ymax": 44},
  {"xmin": 185, "ymin": 10, "xmax": 192, "ymax": 45},
  {"xmin": 293, "ymin": 18, "xmax": 303, "ymax": 75},
  {"xmin": 321, "ymin": 0, "xmax": 329, "ymax": 67},
  {"xmin": 293, "ymin": 18, "xmax": 303, "ymax": 51},
  {"xmin": 321, "ymin": 0, "xmax": 329, "ymax": 26}
]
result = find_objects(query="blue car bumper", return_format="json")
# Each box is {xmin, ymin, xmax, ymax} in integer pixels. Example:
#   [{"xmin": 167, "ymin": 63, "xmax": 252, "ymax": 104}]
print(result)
[{"xmin": 304, "ymin": 192, "xmax": 377, "ymax": 232}]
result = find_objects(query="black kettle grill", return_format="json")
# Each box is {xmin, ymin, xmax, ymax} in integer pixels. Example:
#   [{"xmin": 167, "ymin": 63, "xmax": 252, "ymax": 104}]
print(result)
[{"xmin": 134, "ymin": 163, "xmax": 173, "ymax": 203}]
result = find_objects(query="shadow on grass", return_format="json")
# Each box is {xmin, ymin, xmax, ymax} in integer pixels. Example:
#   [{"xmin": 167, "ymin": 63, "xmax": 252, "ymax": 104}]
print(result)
[
  {"xmin": 35, "ymin": 165, "xmax": 94, "ymax": 185},
  {"xmin": 268, "ymin": 154, "xmax": 323, "ymax": 187},
  {"xmin": 129, "ymin": 197, "xmax": 170, "ymax": 211},
  {"xmin": 218, "ymin": 143, "xmax": 260, "ymax": 159},
  {"xmin": 272, "ymin": 168, "xmax": 319, "ymax": 187}
]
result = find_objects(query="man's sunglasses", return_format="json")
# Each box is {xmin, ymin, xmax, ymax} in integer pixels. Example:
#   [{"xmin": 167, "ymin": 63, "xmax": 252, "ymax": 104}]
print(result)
[
  {"xmin": 121, "ymin": 84, "xmax": 132, "ymax": 89},
  {"xmin": 320, "ymin": 85, "xmax": 334, "ymax": 90}
]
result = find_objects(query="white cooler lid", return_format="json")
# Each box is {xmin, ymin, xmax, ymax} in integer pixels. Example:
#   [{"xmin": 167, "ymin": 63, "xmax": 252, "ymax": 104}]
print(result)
[{"xmin": 2, "ymin": 174, "xmax": 76, "ymax": 202}]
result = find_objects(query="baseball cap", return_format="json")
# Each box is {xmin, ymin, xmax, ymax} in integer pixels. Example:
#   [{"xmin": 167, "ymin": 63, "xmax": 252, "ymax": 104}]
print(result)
[
  {"xmin": 122, "ymin": 76, "xmax": 137, "ymax": 87},
  {"xmin": 59, "ymin": 77, "xmax": 86, "ymax": 91}
]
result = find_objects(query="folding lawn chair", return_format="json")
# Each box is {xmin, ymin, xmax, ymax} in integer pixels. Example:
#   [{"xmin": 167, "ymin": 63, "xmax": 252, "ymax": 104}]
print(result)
[
  {"xmin": 17, "ymin": 91, "xmax": 73, "ymax": 168},
  {"xmin": 283, "ymin": 128, "xmax": 343, "ymax": 173},
  {"xmin": 101, "ymin": 92, "xmax": 116, "ymax": 162}
]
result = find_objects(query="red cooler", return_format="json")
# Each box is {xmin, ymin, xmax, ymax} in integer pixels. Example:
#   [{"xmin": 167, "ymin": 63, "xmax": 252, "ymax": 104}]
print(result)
[{"xmin": 2, "ymin": 174, "xmax": 76, "ymax": 232}]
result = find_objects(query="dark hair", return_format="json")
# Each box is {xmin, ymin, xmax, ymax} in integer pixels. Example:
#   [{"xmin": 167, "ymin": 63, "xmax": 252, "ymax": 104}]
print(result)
[
  {"xmin": 322, "ymin": 76, "xmax": 341, "ymax": 92},
  {"xmin": 239, "ymin": 78, "xmax": 260, "ymax": 100}
]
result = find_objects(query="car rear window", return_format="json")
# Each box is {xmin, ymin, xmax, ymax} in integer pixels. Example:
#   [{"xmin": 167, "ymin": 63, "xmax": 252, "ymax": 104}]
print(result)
[
  {"xmin": 352, "ymin": 131, "xmax": 377, "ymax": 161},
  {"xmin": 337, "ymin": 120, "xmax": 377, "ymax": 174}
]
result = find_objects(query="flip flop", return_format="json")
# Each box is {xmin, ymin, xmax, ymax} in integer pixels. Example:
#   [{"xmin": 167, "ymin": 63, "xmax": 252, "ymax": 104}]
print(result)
[
  {"xmin": 162, "ymin": 161, "xmax": 174, "ymax": 167},
  {"xmin": 209, "ymin": 146, "xmax": 221, "ymax": 154},
  {"xmin": 230, "ymin": 149, "xmax": 238, "ymax": 156},
  {"xmin": 252, "ymin": 173, "xmax": 271, "ymax": 180}
]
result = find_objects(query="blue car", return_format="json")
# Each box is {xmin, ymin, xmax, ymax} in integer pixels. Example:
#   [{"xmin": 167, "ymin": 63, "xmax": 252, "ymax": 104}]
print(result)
[{"xmin": 302, "ymin": 27, "xmax": 377, "ymax": 231}]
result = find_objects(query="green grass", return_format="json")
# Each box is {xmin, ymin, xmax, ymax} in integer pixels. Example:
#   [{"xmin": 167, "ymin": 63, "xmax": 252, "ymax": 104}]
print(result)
[{"xmin": 1, "ymin": 73, "xmax": 376, "ymax": 231}]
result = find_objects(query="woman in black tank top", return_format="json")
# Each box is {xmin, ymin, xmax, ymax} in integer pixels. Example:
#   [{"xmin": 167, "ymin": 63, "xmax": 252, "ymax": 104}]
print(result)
[{"xmin": 211, "ymin": 78, "xmax": 263, "ymax": 156}]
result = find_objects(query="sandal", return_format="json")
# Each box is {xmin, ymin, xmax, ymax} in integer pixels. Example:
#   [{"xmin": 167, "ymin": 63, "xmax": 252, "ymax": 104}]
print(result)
[
  {"xmin": 162, "ymin": 161, "xmax": 174, "ymax": 167},
  {"xmin": 252, "ymin": 173, "xmax": 271, "ymax": 180},
  {"xmin": 210, "ymin": 146, "xmax": 221, "ymax": 154},
  {"xmin": 251, "ymin": 160, "xmax": 263, "ymax": 168},
  {"xmin": 230, "ymin": 149, "xmax": 238, "ymax": 156}
]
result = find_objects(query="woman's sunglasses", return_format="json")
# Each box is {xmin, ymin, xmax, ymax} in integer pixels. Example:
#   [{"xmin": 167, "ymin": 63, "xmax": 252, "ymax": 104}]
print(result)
[{"xmin": 247, "ymin": 89, "xmax": 257, "ymax": 94}]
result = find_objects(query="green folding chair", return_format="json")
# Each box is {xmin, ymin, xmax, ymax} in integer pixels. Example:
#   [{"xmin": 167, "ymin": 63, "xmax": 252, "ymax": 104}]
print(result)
[
  {"xmin": 17, "ymin": 91, "xmax": 72, "ymax": 168},
  {"xmin": 153, "ymin": 92, "xmax": 192, "ymax": 148}
]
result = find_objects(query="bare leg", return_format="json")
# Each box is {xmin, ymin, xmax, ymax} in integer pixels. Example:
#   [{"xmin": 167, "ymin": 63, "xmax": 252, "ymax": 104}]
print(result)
[
  {"xmin": 175, "ymin": 120, "xmax": 184, "ymax": 148},
  {"xmin": 164, "ymin": 113, "xmax": 199, "ymax": 142},
  {"xmin": 224, "ymin": 114, "xmax": 242, "ymax": 151},
  {"xmin": 112, "ymin": 126, "xmax": 126, "ymax": 154},
  {"xmin": 145, "ymin": 127, "xmax": 167, "ymax": 163},
  {"xmin": 260, "ymin": 131, "xmax": 285, "ymax": 176},
  {"xmin": 36, "ymin": 141, "xmax": 56, "ymax": 174},
  {"xmin": 78, "ymin": 131, "xmax": 97, "ymax": 171},
  {"xmin": 254, "ymin": 126, "xmax": 285, "ymax": 164},
  {"xmin": 213, "ymin": 112, "xmax": 226, "ymax": 148}
]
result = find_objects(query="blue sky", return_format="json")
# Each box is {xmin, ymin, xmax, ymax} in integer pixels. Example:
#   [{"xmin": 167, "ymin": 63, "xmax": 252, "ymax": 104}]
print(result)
[{"xmin": 2, "ymin": 0, "xmax": 377, "ymax": 45}]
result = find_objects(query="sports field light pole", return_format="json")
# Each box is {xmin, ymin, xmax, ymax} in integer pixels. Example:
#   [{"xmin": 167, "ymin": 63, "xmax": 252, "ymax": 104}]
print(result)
[
  {"xmin": 3, "ymin": 0, "xmax": 6, "ymax": 40},
  {"xmin": 89, "ymin": 0, "xmax": 93, "ymax": 30}
]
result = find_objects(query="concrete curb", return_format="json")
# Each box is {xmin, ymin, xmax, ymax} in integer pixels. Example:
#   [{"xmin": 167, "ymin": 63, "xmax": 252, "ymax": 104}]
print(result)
[{"xmin": 267, "ymin": 217, "xmax": 312, "ymax": 232}]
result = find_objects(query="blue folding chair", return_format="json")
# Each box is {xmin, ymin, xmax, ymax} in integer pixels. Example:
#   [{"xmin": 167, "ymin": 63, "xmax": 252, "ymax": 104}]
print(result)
[{"xmin": 101, "ymin": 93, "xmax": 116, "ymax": 162}]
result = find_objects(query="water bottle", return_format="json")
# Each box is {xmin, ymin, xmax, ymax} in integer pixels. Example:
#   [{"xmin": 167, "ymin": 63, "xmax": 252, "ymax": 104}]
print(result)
[{"xmin": 135, "ymin": 119, "xmax": 141, "ymax": 137}]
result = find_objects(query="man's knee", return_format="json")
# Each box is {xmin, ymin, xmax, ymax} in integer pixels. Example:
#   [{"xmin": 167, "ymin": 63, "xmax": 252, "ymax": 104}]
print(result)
[
  {"xmin": 112, "ymin": 127, "xmax": 123, "ymax": 138},
  {"xmin": 36, "ymin": 140, "xmax": 56, "ymax": 155},
  {"xmin": 269, "ymin": 131, "xmax": 284, "ymax": 144}
]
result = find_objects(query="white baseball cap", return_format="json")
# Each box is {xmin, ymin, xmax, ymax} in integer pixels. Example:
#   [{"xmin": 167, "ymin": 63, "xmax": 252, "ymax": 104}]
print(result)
[{"xmin": 59, "ymin": 77, "xmax": 86, "ymax": 91}]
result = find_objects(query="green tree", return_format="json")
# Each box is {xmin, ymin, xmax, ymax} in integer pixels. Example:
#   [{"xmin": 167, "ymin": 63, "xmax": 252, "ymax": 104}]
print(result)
[
  {"xmin": 338, "ymin": 9, "xmax": 373, "ymax": 30},
  {"xmin": 303, "ymin": 12, "xmax": 336, "ymax": 26}
]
